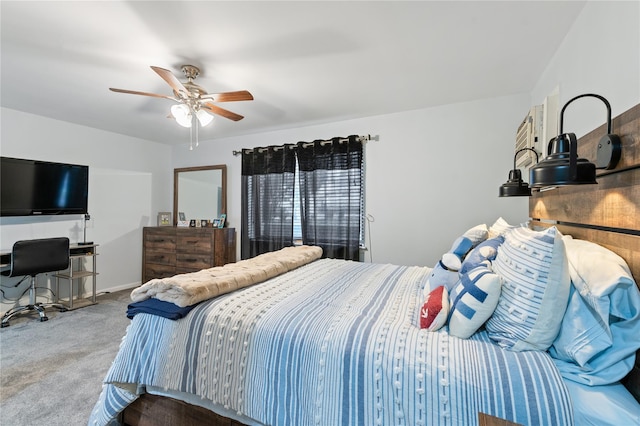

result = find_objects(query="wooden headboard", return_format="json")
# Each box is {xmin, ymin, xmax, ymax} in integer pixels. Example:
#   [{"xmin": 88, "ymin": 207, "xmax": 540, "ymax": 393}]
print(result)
[{"xmin": 529, "ymin": 102, "xmax": 639, "ymax": 400}]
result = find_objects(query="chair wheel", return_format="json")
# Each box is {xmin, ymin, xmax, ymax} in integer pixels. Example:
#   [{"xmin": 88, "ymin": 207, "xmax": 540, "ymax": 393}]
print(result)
[{"xmin": 40, "ymin": 316, "xmax": 49, "ymax": 322}]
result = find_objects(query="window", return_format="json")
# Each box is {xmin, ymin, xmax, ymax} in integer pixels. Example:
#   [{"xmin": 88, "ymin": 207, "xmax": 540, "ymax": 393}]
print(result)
[
  {"xmin": 242, "ymin": 135, "xmax": 364, "ymax": 261},
  {"xmin": 293, "ymin": 163, "xmax": 365, "ymax": 246}
]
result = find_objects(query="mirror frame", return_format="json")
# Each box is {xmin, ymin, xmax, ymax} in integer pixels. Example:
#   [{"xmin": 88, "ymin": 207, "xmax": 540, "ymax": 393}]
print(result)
[{"xmin": 173, "ymin": 165, "xmax": 227, "ymax": 226}]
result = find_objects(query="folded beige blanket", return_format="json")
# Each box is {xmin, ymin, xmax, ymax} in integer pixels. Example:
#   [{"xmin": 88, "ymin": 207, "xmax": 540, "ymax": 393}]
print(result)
[{"xmin": 131, "ymin": 245, "xmax": 323, "ymax": 307}]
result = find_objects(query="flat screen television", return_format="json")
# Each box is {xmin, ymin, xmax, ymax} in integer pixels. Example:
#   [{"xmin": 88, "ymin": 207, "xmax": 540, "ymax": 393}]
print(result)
[{"xmin": 1, "ymin": 156, "xmax": 89, "ymax": 216}]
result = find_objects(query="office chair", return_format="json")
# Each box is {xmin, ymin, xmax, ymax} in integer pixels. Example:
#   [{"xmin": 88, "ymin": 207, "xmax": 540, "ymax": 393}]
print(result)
[{"xmin": 1, "ymin": 237, "xmax": 70, "ymax": 327}]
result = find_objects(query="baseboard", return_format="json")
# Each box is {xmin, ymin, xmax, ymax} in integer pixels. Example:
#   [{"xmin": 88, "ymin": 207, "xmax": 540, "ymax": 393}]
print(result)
[{"xmin": 97, "ymin": 282, "xmax": 140, "ymax": 296}]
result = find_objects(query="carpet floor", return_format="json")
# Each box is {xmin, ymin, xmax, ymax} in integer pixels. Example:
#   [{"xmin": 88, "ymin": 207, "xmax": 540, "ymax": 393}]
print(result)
[{"xmin": 0, "ymin": 289, "xmax": 132, "ymax": 426}]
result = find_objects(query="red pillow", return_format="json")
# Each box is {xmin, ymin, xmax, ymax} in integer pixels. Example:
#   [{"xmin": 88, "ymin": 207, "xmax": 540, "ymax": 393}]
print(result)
[{"xmin": 420, "ymin": 285, "xmax": 449, "ymax": 331}]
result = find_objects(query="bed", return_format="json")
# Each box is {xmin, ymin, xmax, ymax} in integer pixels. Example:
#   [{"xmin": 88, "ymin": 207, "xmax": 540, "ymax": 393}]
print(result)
[{"xmin": 88, "ymin": 103, "xmax": 640, "ymax": 426}]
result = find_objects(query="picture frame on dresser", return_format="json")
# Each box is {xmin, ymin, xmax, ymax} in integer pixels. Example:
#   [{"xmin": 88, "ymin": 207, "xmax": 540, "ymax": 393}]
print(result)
[{"xmin": 157, "ymin": 212, "xmax": 172, "ymax": 226}]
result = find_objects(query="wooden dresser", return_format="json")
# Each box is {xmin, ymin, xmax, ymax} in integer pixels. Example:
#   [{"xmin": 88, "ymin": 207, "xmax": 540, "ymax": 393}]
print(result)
[{"xmin": 142, "ymin": 227, "xmax": 236, "ymax": 283}]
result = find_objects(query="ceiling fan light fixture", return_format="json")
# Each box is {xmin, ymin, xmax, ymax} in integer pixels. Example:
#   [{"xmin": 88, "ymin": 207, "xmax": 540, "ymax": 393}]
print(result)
[
  {"xmin": 110, "ymin": 64, "xmax": 254, "ymax": 149},
  {"xmin": 196, "ymin": 109, "xmax": 214, "ymax": 127},
  {"xmin": 171, "ymin": 104, "xmax": 192, "ymax": 128}
]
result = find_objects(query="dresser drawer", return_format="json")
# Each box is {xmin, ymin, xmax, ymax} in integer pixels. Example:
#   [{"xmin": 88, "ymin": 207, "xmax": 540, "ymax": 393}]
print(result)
[
  {"xmin": 144, "ymin": 263, "xmax": 176, "ymax": 282},
  {"xmin": 177, "ymin": 234, "xmax": 212, "ymax": 254},
  {"xmin": 144, "ymin": 251, "xmax": 176, "ymax": 266},
  {"xmin": 145, "ymin": 233, "xmax": 177, "ymax": 251},
  {"xmin": 176, "ymin": 252, "xmax": 213, "ymax": 272}
]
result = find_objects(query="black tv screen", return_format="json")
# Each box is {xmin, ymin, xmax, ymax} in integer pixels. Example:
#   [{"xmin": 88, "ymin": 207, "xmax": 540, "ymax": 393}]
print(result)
[{"xmin": 1, "ymin": 156, "xmax": 89, "ymax": 216}]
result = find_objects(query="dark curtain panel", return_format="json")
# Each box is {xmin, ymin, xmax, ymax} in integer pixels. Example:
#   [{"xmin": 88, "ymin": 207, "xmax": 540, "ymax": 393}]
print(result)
[
  {"xmin": 297, "ymin": 135, "xmax": 363, "ymax": 261},
  {"xmin": 241, "ymin": 145, "xmax": 296, "ymax": 259}
]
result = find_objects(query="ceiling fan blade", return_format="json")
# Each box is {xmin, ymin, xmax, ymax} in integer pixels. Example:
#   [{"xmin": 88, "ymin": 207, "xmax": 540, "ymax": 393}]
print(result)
[
  {"xmin": 151, "ymin": 66, "xmax": 189, "ymax": 98},
  {"xmin": 201, "ymin": 103, "xmax": 244, "ymax": 121},
  {"xmin": 109, "ymin": 87, "xmax": 176, "ymax": 100},
  {"xmin": 200, "ymin": 90, "xmax": 254, "ymax": 102}
]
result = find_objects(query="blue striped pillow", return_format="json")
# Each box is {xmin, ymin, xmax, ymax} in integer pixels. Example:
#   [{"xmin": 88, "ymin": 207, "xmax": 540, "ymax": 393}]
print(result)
[{"xmin": 485, "ymin": 226, "xmax": 570, "ymax": 351}]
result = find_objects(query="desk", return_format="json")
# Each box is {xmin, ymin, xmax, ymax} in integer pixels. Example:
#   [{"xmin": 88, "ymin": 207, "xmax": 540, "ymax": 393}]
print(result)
[
  {"xmin": 1, "ymin": 243, "xmax": 98, "ymax": 310},
  {"xmin": 0, "ymin": 252, "xmax": 11, "ymax": 269}
]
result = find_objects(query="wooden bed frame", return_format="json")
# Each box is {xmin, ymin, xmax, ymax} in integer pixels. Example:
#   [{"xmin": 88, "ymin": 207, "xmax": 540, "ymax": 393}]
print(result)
[
  {"xmin": 121, "ymin": 392, "xmax": 520, "ymax": 426},
  {"xmin": 121, "ymin": 103, "xmax": 640, "ymax": 426}
]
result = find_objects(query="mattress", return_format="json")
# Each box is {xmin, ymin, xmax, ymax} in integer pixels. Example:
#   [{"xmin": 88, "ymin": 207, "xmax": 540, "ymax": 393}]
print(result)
[{"xmin": 89, "ymin": 258, "xmax": 573, "ymax": 426}]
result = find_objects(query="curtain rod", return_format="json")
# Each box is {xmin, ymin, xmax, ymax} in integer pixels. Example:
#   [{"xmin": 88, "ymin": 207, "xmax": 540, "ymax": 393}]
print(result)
[{"xmin": 232, "ymin": 134, "xmax": 379, "ymax": 156}]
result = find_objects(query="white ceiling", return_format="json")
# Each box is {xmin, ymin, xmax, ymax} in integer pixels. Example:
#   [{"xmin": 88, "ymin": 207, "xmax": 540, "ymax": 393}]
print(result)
[{"xmin": 1, "ymin": 1, "xmax": 586, "ymax": 146}]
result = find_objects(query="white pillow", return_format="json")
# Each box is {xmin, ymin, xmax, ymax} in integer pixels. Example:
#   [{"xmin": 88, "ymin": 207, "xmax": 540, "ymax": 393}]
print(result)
[
  {"xmin": 448, "ymin": 263, "xmax": 502, "ymax": 339},
  {"xmin": 488, "ymin": 217, "xmax": 515, "ymax": 239},
  {"xmin": 485, "ymin": 226, "xmax": 571, "ymax": 351}
]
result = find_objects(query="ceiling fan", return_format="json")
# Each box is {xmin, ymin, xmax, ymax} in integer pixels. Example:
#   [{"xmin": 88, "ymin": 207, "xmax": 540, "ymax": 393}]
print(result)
[{"xmin": 109, "ymin": 65, "xmax": 253, "ymax": 124}]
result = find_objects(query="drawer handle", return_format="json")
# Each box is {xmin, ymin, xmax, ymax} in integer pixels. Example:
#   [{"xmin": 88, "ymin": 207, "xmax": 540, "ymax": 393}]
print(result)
[{"xmin": 183, "ymin": 258, "xmax": 198, "ymax": 263}]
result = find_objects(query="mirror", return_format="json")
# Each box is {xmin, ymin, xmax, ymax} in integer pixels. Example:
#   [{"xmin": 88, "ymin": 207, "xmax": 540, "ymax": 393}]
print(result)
[{"xmin": 173, "ymin": 165, "xmax": 227, "ymax": 225}]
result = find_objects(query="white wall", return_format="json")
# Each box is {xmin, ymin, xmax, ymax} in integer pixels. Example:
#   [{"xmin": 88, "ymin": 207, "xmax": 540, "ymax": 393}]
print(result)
[
  {"xmin": 531, "ymin": 1, "xmax": 640, "ymax": 137},
  {"xmin": 172, "ymin": 93, "xmax": 532, "ymax": 268},
  {"xmin": 0, "ymin": 108, "xmax": 172, "ymax": 312}
]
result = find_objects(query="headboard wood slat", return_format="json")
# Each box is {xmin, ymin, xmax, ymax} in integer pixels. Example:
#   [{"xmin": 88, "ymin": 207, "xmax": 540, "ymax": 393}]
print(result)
[{"xmin": 530, "ymin": 168, "xmax": 639, "ymax": 233}]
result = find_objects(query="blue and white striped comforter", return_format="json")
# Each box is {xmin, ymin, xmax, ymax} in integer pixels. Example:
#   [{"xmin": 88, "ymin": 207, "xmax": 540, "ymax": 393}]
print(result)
[{"xmin": 89, "ymin": 259, "xmax": 573, "ymax": 426}]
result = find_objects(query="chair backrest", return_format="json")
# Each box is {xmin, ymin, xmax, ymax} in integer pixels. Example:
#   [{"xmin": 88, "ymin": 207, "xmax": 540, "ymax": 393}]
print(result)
[{"xmin": 10, "ymin": 237, "xmax": 70, "ymax": 277}]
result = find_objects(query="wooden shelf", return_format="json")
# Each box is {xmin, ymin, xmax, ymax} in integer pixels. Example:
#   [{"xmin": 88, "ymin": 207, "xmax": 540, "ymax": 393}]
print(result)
[
  {"xmin": 54, "ymin": 244, "xmax": 98, "ymax": 310},
  {"xmin": 55, "ymin": 269, "xmax": 97, "ymax": 280}
]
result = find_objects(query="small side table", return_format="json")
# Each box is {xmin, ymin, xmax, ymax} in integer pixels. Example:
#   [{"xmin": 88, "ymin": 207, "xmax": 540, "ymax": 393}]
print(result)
[{"xmin": 54, "ymin": 243, "xmax": 99, "ymax": 310}]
